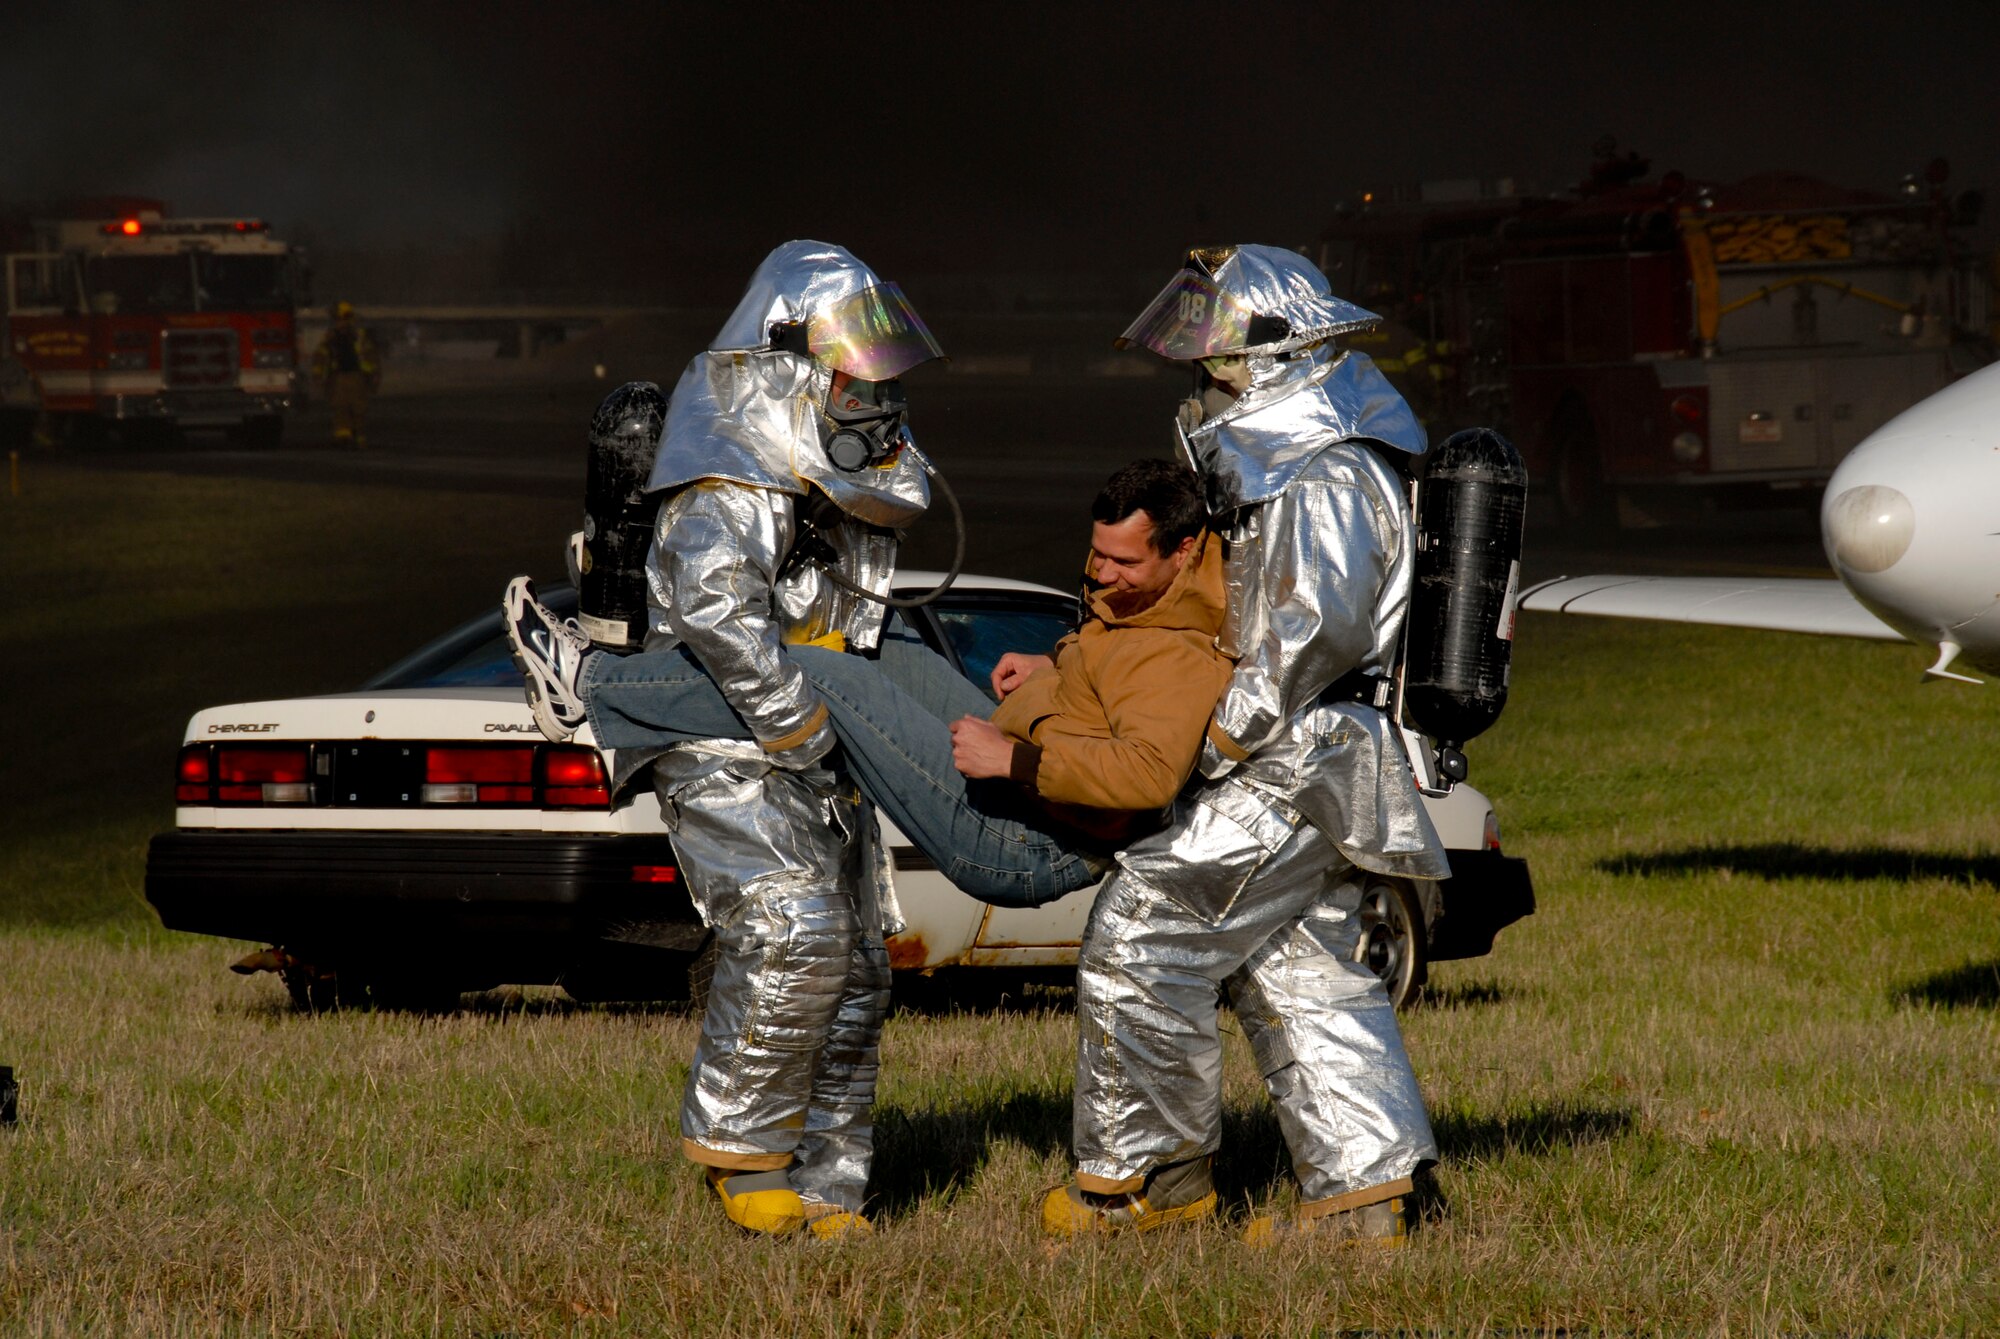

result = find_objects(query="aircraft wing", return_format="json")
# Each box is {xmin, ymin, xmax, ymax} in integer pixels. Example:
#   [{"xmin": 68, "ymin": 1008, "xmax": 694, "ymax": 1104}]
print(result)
[{"xmin": 1518, "ymin": 575, "xmax": 1904, "ymax": 642}]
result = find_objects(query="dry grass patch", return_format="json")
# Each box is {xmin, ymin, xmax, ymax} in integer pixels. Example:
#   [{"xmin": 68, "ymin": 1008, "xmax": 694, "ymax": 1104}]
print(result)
[
  {"xmin": 4, "ymin": 894, "xmax": 1999, "ymax": 1335},
  {"xmin": 5, "ymin": 471, "xmax": 2000, "ymax": 1331}
]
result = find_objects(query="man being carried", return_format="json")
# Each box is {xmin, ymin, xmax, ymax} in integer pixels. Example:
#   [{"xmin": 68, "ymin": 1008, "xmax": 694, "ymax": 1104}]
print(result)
[{"xmin": 508, "ymin": 458, "xmax": 1231, "ymax": 909}]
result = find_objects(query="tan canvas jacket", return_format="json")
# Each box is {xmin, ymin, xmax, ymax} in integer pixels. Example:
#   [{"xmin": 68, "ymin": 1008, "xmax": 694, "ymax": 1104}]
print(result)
[{"xmin": 990, "ymin": 534, "xmax": 1232, "ymax": 834}]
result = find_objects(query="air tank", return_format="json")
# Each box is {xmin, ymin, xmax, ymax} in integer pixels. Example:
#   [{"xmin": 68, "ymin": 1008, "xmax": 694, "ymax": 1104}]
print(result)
[
  {"xmin": 575, "ymin": 381, "xmax": 668, "ymax": 650},
  {"xmin": 1401, "ymin": 428, "xmax": 1528, "ymax": 763}
]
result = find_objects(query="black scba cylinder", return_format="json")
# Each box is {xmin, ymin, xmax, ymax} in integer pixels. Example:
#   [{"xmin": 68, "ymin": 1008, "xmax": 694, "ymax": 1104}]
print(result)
[
  {"xmin": 1402, "ymin": 428, "xmax": 1528, "ymax": 758},
  {"xmin": 577, "ymin": 381, "xmax": 668, "ymax": 651}
]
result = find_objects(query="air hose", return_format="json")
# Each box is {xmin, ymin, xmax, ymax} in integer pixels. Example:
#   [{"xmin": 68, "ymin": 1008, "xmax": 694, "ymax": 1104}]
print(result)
[{"xmin": 807, "ymin": 457, "xmax": 966, "ymax": 609}]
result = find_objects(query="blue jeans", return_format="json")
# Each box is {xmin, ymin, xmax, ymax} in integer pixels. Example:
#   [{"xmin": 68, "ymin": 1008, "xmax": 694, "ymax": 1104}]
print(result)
[{"xmin": 580, "ymin": 619, "xmax": 1098, "ymax": 907}]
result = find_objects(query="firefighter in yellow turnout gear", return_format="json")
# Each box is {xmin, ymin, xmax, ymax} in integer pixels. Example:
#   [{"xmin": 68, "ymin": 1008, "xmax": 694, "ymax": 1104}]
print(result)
[{"xmin": 311, "ymin": 302, "xmax": 381, "ymax": 448}]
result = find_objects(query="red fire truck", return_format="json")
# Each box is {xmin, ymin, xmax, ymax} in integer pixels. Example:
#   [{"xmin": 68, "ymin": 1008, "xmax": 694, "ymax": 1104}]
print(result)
[
  {"xmin": 1, "ymin": 198, "xmax": 306, "ymax": 448},
  {"xmin": 1319, "ymin": 156, "xmax": 1993, "ymax": 526}
]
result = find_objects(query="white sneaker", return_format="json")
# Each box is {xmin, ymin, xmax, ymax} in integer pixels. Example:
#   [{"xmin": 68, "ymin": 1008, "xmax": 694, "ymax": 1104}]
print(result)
[{"xmin": 502, "ymin": 576, "xmax": 592, "ymax": 742}]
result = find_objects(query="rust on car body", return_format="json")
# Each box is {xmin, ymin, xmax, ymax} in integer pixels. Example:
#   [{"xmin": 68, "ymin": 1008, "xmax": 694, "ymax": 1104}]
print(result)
[{"xmin": 886, "ymin": 932, "xmax": 930, "ymax": 970}]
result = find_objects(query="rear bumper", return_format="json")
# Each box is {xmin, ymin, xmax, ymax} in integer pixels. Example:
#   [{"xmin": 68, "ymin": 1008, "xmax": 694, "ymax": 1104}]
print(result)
[
  {"xmin": 1429, "ymin": 851, "xmax": 1535, "ymax": 961},
  {"xmin": 145, "ymin": 830, "xmax": 701, "ymax": 961}
]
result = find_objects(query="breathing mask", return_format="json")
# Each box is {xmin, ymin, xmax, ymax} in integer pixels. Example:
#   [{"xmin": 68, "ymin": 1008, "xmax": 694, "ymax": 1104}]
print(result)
[{"xmin": 822, "ymin": 375, "xmax": 909, "ymax": 472}]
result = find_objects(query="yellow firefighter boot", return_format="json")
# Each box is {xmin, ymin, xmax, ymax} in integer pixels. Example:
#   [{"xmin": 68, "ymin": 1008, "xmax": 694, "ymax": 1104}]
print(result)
[
  {"xmin": 803, "ymin": 1202, "xmax": 875, "ymax": 1241},
  {"xmin": 1243, "ymin": 1182, "xmax": 1412, "ymax": 1249},
  {"xmin": 1041, "ymin": 1156, "xmax": 1217, "ymax": 1236},
  {"xmin": 705, "ymin": 1167, "xmax": 806, "ymax": 1235}
]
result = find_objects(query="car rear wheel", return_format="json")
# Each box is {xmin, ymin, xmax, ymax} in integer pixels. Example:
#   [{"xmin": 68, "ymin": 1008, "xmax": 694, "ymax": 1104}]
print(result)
[
  {"xmin": 560, "ymin": 941, "xmax": 703, "ymax": 1006},
  {"xmin": 364, "ymin": 974, "xmax": 467, "ymax": 1013},
  {"xmin": 281, "ymin": 959, "xmax": 353, "ymax": 1011},
  {"xmin": 1358, "ymin": 879, "xmax": 1427, "ymax": 1010}
]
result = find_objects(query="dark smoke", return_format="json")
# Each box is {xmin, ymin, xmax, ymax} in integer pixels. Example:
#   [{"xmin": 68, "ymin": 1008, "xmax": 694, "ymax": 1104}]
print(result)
[{"xmin": 4, "ymin": 1, "xmax": 1994, "ymax": 304}]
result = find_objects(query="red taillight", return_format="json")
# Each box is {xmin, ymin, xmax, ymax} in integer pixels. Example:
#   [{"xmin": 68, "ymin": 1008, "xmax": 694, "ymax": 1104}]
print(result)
[
  {"xmin": 630, "ymin": 865, "xmax": 678, "ymax": 883},
  {"xmin": 425, "ymin": 745, "xmax": 534, "ymax": 803},
  {"xmin": 1669, "ymin": 393, "xmax": 1704, "ymax": 426},
  {"xmin": 427, "ymin": 747, "xmax": 533, "ymax": 783},
  {"xmin": 214, "ymin": 744, "xmax": 310, "ymax": 804},
  {"xmin": 542, "ymin": 748, "xmax": 600, "ymax": 786},
  {"xmin": 174, "ymin": 738, "xmax": 611, "ymax": 809},
  {"xmin": 175, "ymin": 744, "xmax": 211, "ymax": 804},
  {"xmin": 177, "ymin": 746, "xmax": 210, "ymax": 783},
  {"xmin": 217, "ymin": 745, "xmax": 308, "ymax": 784},
  {"xmin": 416, "ymin": 743, "xmax": 608, "ymax": 807},
  {"xmin": 542, "ymin": 745, "xmax": 609, "ymax": 808}
]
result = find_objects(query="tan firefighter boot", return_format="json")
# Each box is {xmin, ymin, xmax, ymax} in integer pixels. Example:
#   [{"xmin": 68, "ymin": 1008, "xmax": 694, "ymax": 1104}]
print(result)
[
  {"xmin": 1243, "ymin": 1176, "xmax": 1414, "ymax": 1248},
  {"xmin": 1041, "ymin": 1155, "xmax": 1218, "ymax": 1236}
]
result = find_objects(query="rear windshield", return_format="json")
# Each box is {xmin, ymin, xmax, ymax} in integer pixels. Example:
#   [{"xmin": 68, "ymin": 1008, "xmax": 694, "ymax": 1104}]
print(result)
[
  {"xmin": 927, "ymin": 596, "xmax": 1077, "ymax": 701},
  {"xmin": 364, "ymin": 587, "xmax": 1080, "ymax": 695}
]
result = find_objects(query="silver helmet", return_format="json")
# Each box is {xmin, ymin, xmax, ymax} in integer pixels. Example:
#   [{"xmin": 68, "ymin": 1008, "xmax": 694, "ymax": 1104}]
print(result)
[
  {"xmin": 712, "ymin": 239, "xmax": 944, "ymax": 380},
  {"xmin": 1117, "ymin": 244, "xmax": 1380, "ymax": 361},
  {"xmin": 648, "ymin": 240, "xmax": 942, "ymax": 525}
]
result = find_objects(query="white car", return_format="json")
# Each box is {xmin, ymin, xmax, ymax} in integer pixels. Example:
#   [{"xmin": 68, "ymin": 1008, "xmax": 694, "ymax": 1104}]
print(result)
[{"xmin": 146, "ymin": 575, "xmax": 1533, "ymax": 1010}]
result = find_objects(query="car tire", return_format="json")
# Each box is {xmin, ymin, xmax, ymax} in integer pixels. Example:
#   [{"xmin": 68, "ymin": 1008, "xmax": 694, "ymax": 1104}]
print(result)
[
  {"xmin": 1357, "ymin": 878, "xmax": 1428, "ymax": 1010},
  {"xmin": 281, "ymin": 960, "xmax": 339, "ymax": 1012},
  {"xmin": 559, "ymin": 942, "xmax": 700, "ymax": 1005},
  {"xmin": 365, "ymin": 974, "xmax": 466, "ymax": 1013}
]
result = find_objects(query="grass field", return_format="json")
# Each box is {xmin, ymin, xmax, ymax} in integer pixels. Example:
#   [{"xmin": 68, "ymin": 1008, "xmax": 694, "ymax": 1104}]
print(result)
[{"xmin": 3, "ymin": 465, "xmax": 1998, "ymax": 1335}]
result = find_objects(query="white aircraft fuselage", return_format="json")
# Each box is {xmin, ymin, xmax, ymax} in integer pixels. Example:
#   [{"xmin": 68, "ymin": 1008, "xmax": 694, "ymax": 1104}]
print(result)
[
  {"xmin": 1819, "ymin": 359, "xmax": 2000, "ymax": 679},
  {"xmin": 1520, "ymin": 359, "xmax": 2000, "ymax": 681}
]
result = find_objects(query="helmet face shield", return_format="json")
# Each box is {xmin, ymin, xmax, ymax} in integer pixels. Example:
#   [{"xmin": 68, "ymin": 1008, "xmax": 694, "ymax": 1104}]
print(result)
[
  {"xmin": 1116, "ymin": 271, "xmax": 1255, "ymax": 360},
  {"xmin": 806, "ymin": 282, "xmax": 945, "ymax": 380}
]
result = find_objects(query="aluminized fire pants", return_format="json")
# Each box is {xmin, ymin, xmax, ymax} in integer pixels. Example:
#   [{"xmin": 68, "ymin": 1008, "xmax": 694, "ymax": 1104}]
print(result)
[
  {"xmin": 1072, "ymin": 784, "xmax": 1436, "ymax": 1203},
  {"xmin": 666, "ymin": 761, "xmax": 891, "ymax": 1214}
]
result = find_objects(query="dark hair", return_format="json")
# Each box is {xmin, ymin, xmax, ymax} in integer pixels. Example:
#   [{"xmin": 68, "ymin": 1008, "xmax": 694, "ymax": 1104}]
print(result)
[{"xmin": 1091, "ymin": 458, "xmax": 1207, "ymax": 557}]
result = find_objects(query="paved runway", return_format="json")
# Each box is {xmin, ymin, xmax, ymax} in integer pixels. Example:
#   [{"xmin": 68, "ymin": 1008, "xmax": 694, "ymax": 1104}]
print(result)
[
  {"xmin": 34, "ymin": 370, "xmax": 1830, "ymax": 595},
  {"xmin": 9, "ymin": 369, "xmax": 1832, "ymax": 830}
]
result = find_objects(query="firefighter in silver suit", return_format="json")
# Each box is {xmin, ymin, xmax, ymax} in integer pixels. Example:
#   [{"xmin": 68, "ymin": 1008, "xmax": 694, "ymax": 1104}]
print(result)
[
  {"xmin": 1044, "ymin": 246, "xmax": 1450, "ymax": 1244},
  {"xmin": 620, "ymin": 241, "xmax": 942, "ymax": 1237}
]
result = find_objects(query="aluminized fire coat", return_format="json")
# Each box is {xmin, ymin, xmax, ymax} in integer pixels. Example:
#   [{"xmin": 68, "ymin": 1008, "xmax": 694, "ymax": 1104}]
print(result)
[
  {"xmin": 634, "ymin": 241, "xmax": 936, "ymax": 1213},
  {"xmin": 1072, "ymin": 246, "xmax": 1443, "ymax": 1205},
  {"xmin": 1198, "ymin": 427, "xmax": 1450, "ymax": 882}
]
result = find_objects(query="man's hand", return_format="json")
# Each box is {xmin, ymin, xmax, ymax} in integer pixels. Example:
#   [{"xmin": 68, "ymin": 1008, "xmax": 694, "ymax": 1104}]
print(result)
[
  {"xmin": 990, "ymin": 652, "xmax": 1054, "ymax": 700},
  {"xmin": 950, "ymin": 715, "xmax": 1015, "ymax": 779}
]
